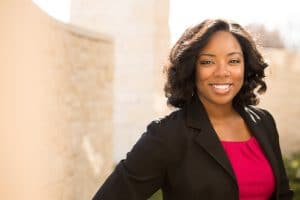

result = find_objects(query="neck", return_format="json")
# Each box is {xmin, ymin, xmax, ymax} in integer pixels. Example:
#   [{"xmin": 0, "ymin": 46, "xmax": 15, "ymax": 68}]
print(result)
[{"xmin": 198, "ymin": 97, "xmax": 237, "ymax": 121}]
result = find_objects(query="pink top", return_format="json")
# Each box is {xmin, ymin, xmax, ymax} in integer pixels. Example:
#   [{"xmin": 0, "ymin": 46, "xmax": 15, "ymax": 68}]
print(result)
[{"xmin": 221, "ymin": 136, "xmax": 276, "ymax": 200}]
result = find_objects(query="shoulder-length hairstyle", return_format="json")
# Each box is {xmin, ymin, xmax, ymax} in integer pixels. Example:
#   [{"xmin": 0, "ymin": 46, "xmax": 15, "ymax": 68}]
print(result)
[{"xmin": 164, "ymin": 19, "xmax": 268, "ymax": 108}]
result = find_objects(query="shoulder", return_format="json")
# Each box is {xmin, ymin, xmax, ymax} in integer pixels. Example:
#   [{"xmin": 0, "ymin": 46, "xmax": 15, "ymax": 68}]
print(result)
[
  {"xmin": 245, "ymin": 105, "xmax": 279, "ymax": 140},
  {"xmin": 245, "ymin": 105, "xmax": 276, "ymax": 125},
  {"xmin": 143, "ymin": 108, "xmax": 187, "ymax": 161},
  {"xmin": 147, "ymin": 108, "xmax": 186, "ymax": 133}
]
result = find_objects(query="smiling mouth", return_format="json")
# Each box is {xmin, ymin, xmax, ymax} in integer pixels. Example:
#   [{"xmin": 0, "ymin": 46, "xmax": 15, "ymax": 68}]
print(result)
[{"xmin": 209, "ymin": 83, "xmax": 233, "ymax": 94}]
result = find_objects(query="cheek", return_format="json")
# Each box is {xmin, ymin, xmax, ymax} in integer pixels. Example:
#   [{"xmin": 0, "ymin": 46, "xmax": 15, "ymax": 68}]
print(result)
[
  {"xmin": 233, "ymin": 66, "xmax": 245, "ymax": 82},
  {"xmin": 196, "ymin": 68, "xmax": 210, "ymax": 82}
]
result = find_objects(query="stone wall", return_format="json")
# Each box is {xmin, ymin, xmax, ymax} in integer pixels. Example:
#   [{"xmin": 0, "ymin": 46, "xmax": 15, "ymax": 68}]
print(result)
[{"xmin": 0, "ymin": 1, "xmax": 114, "ymax": 200}]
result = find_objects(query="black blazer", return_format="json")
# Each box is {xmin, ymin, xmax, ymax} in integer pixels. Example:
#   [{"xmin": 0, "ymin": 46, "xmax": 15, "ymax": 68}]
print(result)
[{"xmin": 93, "ymin": 95, "xmax": 294, "ymax": 200}]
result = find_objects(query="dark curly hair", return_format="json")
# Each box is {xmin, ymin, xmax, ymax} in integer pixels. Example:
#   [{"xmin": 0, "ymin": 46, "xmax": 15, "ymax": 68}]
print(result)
[{"xmin": 164, "ymin": 19, "xmax": 268, "ymax": 108}]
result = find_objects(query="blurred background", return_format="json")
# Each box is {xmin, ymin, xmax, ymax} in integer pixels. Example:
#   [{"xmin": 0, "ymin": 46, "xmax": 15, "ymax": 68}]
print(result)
[{"xmin": 1, "ymin": 0, "xmax": 299, "ymax": 199}]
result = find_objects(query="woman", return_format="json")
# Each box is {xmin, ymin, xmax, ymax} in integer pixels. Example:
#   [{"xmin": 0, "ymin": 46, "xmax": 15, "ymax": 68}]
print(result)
[{"xmin": 92, "ymin": 19, "xmax": 294, "ymax": 200}]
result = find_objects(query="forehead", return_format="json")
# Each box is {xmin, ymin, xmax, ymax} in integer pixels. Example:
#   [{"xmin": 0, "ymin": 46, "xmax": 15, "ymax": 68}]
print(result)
[{"xmin": 199, "ymin": 31, "xmax": 242, "ymax": 55}]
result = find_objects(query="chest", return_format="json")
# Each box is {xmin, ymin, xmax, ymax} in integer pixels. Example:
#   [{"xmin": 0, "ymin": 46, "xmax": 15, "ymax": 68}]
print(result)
[
  {"xmin": 164, "ymin": 140, "xmax": 239, "ymax": 199},
  {"xmin": 162, "ymin": 128, "xmax": 276, "ymax": 200},
  {"xmin": 211, "ymin": 117, "xmax": 252, "ymax": 141}
]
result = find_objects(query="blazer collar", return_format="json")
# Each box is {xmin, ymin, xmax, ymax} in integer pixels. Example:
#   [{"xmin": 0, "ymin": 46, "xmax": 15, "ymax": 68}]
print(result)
[{"xmin": 184, "ymin": 95, "xmax": 280, "ymax": 190}]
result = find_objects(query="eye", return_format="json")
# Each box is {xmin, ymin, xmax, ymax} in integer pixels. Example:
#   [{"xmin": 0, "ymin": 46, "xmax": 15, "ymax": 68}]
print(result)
[
  {"xmin": 229, "ymin": 59, "xmax": 241, "ymax": 64},
  {"xmin": 199, "ymin": 60, "xmax": 214, "ymax": 65}
]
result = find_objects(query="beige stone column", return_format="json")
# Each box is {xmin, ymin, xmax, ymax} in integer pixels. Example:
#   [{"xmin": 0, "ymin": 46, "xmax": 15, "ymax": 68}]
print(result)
[{"xmin": 70, "ymin": 0, "xmax": 170, "ymax": 162}]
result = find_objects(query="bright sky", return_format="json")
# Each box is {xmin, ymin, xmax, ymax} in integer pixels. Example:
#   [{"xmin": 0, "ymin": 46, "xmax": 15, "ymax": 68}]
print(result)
[
  {"xmin": 32, "ymin": 0, "xmax": 71, "ymax": 23},
  {"xmin": 169, "ymin": 0, "xmax": 300, "ymax": 46},
  {"xmin": 32, "ymin": 0, "xmax": 299, "ymax": 49}
]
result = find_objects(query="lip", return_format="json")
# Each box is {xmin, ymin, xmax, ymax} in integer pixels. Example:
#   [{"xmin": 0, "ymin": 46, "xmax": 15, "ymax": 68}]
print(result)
[{"xmin": 209, "ymin": 83, "xmax": 233, "ymax": 94}]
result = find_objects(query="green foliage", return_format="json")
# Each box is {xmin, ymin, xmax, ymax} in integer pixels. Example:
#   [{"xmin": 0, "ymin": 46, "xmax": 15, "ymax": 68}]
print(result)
[
  {"xmin": 148, "ymin": 189, "xmax": 162, "ymax": 200},
  {"xmin": 284, "ymin": 152, "xmax": 300, "ymax": 199}
]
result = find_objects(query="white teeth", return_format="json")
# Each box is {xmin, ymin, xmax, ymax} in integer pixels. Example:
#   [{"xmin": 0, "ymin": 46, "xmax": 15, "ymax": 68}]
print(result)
[{"xmin": 212, "ymin": 84, "xmax": 231, "ymax": 90}]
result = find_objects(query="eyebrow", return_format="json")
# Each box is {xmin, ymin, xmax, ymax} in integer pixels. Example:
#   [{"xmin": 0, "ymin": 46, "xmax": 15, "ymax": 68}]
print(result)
[{"xmin": 199, "ymin": 52, "xmax": 243, "ymax": 57}]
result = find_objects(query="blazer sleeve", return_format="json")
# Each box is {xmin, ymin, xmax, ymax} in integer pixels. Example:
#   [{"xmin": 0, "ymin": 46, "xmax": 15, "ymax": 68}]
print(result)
[
  {"xmin": 260, "ymin": 109, "xmax": 294, "ymax": 200},
  {"xmin": 92, "ymin": 120, "xmax": 173, "ymax": 200}
]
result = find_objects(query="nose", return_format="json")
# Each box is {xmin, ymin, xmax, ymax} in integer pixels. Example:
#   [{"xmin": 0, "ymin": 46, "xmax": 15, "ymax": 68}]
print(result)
[{"xmin": 214, "ymin": 61, "xmax": 230, "ymax": 77}]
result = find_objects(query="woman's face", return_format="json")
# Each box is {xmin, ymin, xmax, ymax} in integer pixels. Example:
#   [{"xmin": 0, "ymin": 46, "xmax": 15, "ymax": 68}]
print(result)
[{"xmin": 195, "ymin": 31, "xmax": 244, "ymax": 107}]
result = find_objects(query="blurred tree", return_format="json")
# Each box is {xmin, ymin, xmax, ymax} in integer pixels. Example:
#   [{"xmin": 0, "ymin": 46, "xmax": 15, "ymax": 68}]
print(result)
[{"xmin": 246, "ymin": 23, "xmax": 285, "ymax": 48}]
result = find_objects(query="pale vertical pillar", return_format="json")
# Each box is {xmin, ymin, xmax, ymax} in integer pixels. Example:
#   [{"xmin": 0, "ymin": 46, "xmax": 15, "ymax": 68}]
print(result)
[{"xmin": 70, "ymin": 0, "xmax": 170, "ymax": 162}]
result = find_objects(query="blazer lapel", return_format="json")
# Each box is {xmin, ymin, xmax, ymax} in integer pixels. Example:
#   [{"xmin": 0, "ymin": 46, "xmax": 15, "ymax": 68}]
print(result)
[{"xmin": 185, "ymin": 95, "xmax": 237, "ymax": 183}]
